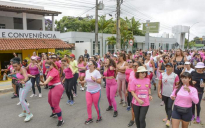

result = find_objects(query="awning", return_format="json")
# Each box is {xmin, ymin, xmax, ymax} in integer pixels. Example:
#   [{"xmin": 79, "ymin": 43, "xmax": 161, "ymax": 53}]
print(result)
[
  {"xmin": 0, "ymin": 4, "xmax": 61, "ymax": 16},
  {"xmin": 0, "ymin": 38, "xmax": 74, "ymax": 50}
]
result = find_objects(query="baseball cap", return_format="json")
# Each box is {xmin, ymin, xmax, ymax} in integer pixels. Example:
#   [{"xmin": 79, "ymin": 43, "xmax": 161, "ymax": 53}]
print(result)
[
  {"xmin": 70, "ymin": 54, "xmax": 75, "ymax": 58},
  {"xmin": 165, "ymin": 63, "xmax": 173, "ymax": 67}
]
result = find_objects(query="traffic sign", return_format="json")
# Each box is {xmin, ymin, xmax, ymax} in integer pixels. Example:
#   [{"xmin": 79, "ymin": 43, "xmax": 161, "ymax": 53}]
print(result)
[{"xmin": 129, "ymin": 39, "xmax": 134, "ymax": 46}]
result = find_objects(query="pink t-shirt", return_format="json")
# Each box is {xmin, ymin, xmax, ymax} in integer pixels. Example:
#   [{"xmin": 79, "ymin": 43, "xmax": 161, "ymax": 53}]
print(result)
[
  {"xmin": 43, "ymin": 60, "xmax": 46, "ymax": 74},
  {"xmin": 63, "ymin": 67, "xmax": 73, "ymax": 79},
  {"xmin": 128, "ymin": 71, "xmax": 135, "ymax": 92},
  {"xmin": 55, "ymin": 61, "xmax": 61, "ymax": 69},
  {"xmin": 125, "ymin": 68, "xmax": 133, "ymax": 82},
  {"xmin": 171, "ymin": 86, "xmax": 199, "ymax": 108},
  {"xmin": 47, "ymin": 68, "xmax": 61, "ymax": 86},
  {"xmin": 130, "ymin": 78, "xmax": 151, "ymax": 106}
]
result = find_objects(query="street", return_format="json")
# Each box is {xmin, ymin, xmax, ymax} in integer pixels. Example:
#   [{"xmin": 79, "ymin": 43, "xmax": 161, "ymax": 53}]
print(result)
[{"xmin": 0, "ymin": 84, "xmax": 204, "ymax": 128}]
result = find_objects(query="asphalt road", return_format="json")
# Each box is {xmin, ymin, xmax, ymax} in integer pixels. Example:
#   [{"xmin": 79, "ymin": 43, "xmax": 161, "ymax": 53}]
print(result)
[{"xmin": 0, "ymin": 84, "xmax": 204, "ymax": 128}]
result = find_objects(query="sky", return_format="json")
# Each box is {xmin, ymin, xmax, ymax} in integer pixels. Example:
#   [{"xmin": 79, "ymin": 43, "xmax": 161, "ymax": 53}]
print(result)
[{"xmin": 2, "ymin": 0, "xmax": 205, "ymax": 40}]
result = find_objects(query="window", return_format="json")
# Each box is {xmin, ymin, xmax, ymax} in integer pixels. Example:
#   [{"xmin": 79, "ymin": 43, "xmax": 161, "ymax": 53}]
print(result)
[
  {"xmin": 76, "ymin": 41, "xmax": 79, "ymax": 43},
  {"xmin": 76, "ymin": 41, "xmax": 84, "ymax": 43},
  {"xmin": 108, "ymin": 44, "xmax": 115, "ymax": 54},
  {"xmin": 93, "ymin": 41, "xmax": 100, "ymax": 55},
  {"xmin": 132, "ymin": 43, "xmax": 138, "ymax": 53},
  {"xmin": 166, "ymin": 43, "xmax": 169, "ymax": 51},
  {"xmin": 0, "ymin": 24, "xmax": 5, "ymax": 29},
  {"xmin": 151, "ymin": 43, "xmax": 155, "ymax": 49}
]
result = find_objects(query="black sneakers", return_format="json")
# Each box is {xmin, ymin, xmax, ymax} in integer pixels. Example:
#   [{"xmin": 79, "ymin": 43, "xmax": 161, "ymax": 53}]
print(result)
[
  {"xmin": 11, "ymin": 95, "xmax": 18, "ymax": 99},
  {"xmin": 113, "ymin": 111, "xmax": 118, "ymax": 117},
  {"xmin": 96, "ymin": 117, "xmax": 102, "ymax": 123},
  {"xmin": 106, "ymin": 106, "xmax": 113, "ymax": 111},
  {"xmin": 128, "ymin": 120, "xmax": 134, "ymax": 127},
  {"xmin": 57, "ymin": 120, "xmax": 64, "ymax": 127},
  {"xmin": 85, "ymin": 118, "xmax": 93, "ymax": 124},
  {"xmin": 50, "ymin": 113, "xmax": 57, "ymax": 118}
]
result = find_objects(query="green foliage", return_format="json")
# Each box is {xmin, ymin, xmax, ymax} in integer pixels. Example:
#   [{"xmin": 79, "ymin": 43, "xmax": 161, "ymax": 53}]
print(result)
[
  {"xmin": 55, "ymin": 50, "xmax": 71, "ymax": 58},
  {"xmin": 184, "ymin": 38, "xmax": 196, "ymax": 48},
  {"xmin": 107, "ymin": 36, "xmax": 116, "ymax": 45}
]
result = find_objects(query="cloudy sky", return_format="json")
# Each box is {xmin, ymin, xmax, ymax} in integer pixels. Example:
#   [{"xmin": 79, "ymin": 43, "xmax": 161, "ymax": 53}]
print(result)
[{"xmin": 2, "ymin": 0, "xmax": 205, "ymax": 40}]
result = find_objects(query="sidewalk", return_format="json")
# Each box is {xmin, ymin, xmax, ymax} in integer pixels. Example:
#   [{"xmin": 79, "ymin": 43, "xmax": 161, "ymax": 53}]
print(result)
[{"xmin": 0, "ymin": 80, "xmax": 13, "ymax": 93}]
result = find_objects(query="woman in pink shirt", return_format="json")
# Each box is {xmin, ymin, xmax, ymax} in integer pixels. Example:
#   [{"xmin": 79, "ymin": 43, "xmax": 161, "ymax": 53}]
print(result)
[
  {"xmin": 61, "ymin": 58, "xmax": 75, "ymax": 105},
  {"xmin": 78, "ymin": 55, "xmax": 87, "ymax": 91},
  {"xmin": 130, "ymin": 66, "xmax": 153, "ymax": 128},
  {"xmin": 171, "ymin": 72, "xmax": 199, "ymax": 128},
  {"xmin": 41, "ymin": 60, "xmax": 64, "ymax": 127}
]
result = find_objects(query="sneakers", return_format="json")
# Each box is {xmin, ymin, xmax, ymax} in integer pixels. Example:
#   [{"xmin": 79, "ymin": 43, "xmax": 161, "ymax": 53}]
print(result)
[
  {"xmin": 166, "ymin": 120, "xmax": 170, "ymax": 127},
  {"xmin": 27, "ymin": 103, "xmax": 30, "ymax": 107},
  {"xmin": 70, "ymin": 100, "xmax": 75, "ymax": 105},
  {"xmin": 18, "ymin": 112, "xmax": 26, "ymax": 117},
  {"xmin": 57, "ymin": 120, "xmax": 64, "ymax": 126},
  {"xmin": 119, "ymin": 99, "xmax": 123, "ymax": 104},
  {"xmin": 96, "ymin": 117, "xmax": 102, "ymax": 123},
  {"xmin": 128, "ymin": 120, "xmax": 134, "ymax": 127},
  {"xmin": 123, "ymin": 102, "xmax": 127, "ymax": 107},
  {"xmin": 30, "ymin": 94, "xmax": 35, "ymax": 97},
  {"xmin": 127, "ymin": 106, "xmax": 131, "ymax": 111},
  {"xmin": 85, "ymin": 118, "xmax": 93, "ymax": 124},
  {"xmin": 196, "ymin": 116, "xmax": 200, "ymax": 123},
  {"xmin": 17, "ymin": 102, "xmax": 21, "ymax": 105},
  {"xmin": 113, "ymin": 111, "xmax": 118, "ymax": 117},
  {"xmin": 11, "ymin": 95, "xmax": 18, "ymax": 99},
  {"xmin": 50, "ymin": 113, "xmax": 57, "ymax": 118},
  {"xmin": 160, "ymin": 101, "xmax": 164, "ymax": 106},
  {"xmin": 67, "ymin": 100, "xmax": 71, "ymax": 105},
  {"xmin": 80, "ymin": 86, "xmax": 82, "ymax": 91},
  {"xmin": 191, "ymin": 115, "xmax": 195, "ymax": 121},
  {"xmin": 82, "ymin": 87, "xmax": 85, "ymax": 91},
  {"xmin": 106, "ymin": 106, "xmax": 113, "ymax": 111},
  {"xmin": 39, "ymin": 94, "xmax": 42, "ymax": 98},
  {"xmin": 24, "ymin": 113, "xmax": 33, "ymax": 122}
]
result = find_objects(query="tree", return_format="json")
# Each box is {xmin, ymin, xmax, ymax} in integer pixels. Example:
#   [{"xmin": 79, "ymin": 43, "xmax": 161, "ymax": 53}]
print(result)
[
  {"xmin": 107, "ymin": 36, "xmax": 116, "ymax": 45},
  {"xmin": 184, "ymin": 38, "xmax": 195, "ymax": 49},
  {"xmin": 55, "ymin": 50, "xmax": 71, "ymax": 58},
  {"xmin": 45, "ymin": 19, "xmax": 52, "ymax": 31}
]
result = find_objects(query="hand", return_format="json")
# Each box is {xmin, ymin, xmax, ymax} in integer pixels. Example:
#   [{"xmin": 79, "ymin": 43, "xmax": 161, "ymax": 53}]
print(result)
[
  {"xmin": 91, "ymin": 76, "xmax": 96, "ymax": 82},
  {"xmin": 137, "ymin": 99, "xmax": 144, "ymax": 105},
  {"xmin": 158, "ymin": 93, "xmax": 162, "ymax": 99},
  {"xmin": 177, "ymin": 65, "xmax": 181, "ymax": 69},
  {"xmin": 40, "ymin": 82, "xmax": 46, "ymax": 86},
  {"xmin": 101, "ymin": 76, "xmax": 105, "ymax": 79},
  {"xmin": 125, "ymin": 91, "xmax": 128, "ymax": 97},
  {"xmin": 149, "ymin": 96, "xmax": 153, "ymax": 101},
  {"xmin": 184, "ymin": 86, "xmax": 190, "ymax": 93},
  {"xmin": 171, "ymin": 96, "xmax": 175, "ymax": 100},
  {"xmin": 20, "ymin": 81, "xmax": 25, "ymax": 84},
  {"xmin": 192, "ymin": 81, "xmax": 197, "ymax": 85}
]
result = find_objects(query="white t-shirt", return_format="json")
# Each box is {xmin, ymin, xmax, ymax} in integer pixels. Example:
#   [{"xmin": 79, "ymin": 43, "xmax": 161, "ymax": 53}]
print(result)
[
  {"xmin": 147, "ymin": 51, "xmax": 153, "ymax": 56},
  {"xmin": 186, "ymin": 55, "xmax": 192, "ymax": 61},
  {"xmin": 185, "ymin": 68, "xmax": 195, "ymax": 74},
  {"xmin": 85, "ymin": 69, "xmax": 101, "ymax": 93}
]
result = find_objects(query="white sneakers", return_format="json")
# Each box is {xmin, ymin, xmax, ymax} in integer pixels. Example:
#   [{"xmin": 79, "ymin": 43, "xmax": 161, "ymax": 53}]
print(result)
[
  {"xmin": 24, "ymin": 113, "xmax": 33, "ymax": 122},
  {"xmin": 17, "ymin": 102, "xmax": 21, "ymax": 105},
  {"xmin": 39, "ymin": 94, "xmax": 42, "ymax": 98},
  {"xmin": 30, "ymin": 94, "xmax": 41, "ymax": 98},
  {"xmin": 18, "ymin": 112, "xmax": 26, "ymax": 117}
]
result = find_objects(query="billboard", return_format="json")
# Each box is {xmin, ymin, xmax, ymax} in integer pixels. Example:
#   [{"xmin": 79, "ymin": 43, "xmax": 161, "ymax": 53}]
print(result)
[{"xmin": 143, "ymin": 22, "xmax": 160, "ymax": 33}]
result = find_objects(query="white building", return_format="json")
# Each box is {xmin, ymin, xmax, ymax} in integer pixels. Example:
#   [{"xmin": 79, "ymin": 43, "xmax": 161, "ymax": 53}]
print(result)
[
  {"xmin": 60, "ymin": 32, "xmax": 177, "ymax": 57},
  {"xmin": 0, "ymin": 1, "xmax": 72, "ymax": 73}
]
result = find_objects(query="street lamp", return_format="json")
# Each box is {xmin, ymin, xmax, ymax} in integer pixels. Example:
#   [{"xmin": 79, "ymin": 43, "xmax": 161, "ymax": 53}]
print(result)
[{"xmin": 188, "ymin": 22, "xmax": 199, "ymax": 49}]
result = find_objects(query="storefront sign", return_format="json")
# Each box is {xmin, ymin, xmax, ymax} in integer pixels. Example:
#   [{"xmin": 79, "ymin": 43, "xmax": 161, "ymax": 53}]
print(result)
[{"xmin": 0, "ymin": 29, "xmax": 60, "ymax": 39}]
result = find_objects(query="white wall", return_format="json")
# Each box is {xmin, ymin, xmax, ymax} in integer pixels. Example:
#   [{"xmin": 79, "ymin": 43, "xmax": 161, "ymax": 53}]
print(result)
[
  {"xmin": 71, "ymin": 42, "xmax": 92, "ymax": 60},
  {"xmin": 0, "ymin": 16, "xmax": 14, "ymax": 29}
]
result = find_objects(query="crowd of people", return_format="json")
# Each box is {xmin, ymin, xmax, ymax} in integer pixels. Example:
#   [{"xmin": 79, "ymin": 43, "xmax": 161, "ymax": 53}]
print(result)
[{"xmin": 2, "ymin": 48, "xmax": 205, "ymax": 128}]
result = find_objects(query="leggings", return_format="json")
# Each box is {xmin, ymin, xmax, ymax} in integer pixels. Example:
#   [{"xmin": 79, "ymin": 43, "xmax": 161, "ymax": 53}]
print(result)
[
  {"xmin": 19, "ymin": 80, "xmax": 32, "ymax": 113},
  {"xmin": 43, "ymin": 74, "xmax": 48, "ymax": 88},
  {"xmin": 117, "ymin": 73, "xmax": 127, "ymax": 102},
  {"xmin": 64, "ymin": 78, "xmax": 74, "ymax": 101},
  {"xmin": 31, "ymin": 74, "xmax": 41, "ymax": 94},
  {"xmin": 133, "ymin": 104, "xmax": 149, "ymax": 128},
  {"xmin": 127, "ymin": 92, "xmax": 133, "ymax": 107},
  {"xmin": 192, "ymin": 93, "xmax": 203, "ymax": 117},
  {"xmin": 86, "ymin": 91, "xmax": 101, "ymax": 119},
  {"xmin": 106, "ymin": 79, "xmax": 118, "ymax": 111},
  {"xmin": 162, "ymin": 95, "xmax": 174, "ymax": 120},
  {"xmin": 72, "ymin": 73, "xmax": 79, "ymax": 94},
  {"xmin": 48, "ymin": 84, "xmax": 64, "ymax": 120}
]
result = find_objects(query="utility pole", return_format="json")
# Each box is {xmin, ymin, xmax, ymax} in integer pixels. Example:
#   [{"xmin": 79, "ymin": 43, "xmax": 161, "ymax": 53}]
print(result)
[
  {"xmin": 187, "ymin": 27, "xmax": 190, "ymax": 49},
  {"xmin": 95, "ymin": 0, "xmax": 99, "ymax": 55},
  {"xmin": 116, "ymin": 0, "xmax": 121, "ymax": 50},
  {"xmin": 145, "ymin": 20, "xmax": 150, "ymax": 50}
]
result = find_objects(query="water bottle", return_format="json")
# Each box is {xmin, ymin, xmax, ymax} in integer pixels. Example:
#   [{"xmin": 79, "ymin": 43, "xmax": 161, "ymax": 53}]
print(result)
[{"xmin": 200, "ymin": 79, "xmax": 204, "ymax": 87}]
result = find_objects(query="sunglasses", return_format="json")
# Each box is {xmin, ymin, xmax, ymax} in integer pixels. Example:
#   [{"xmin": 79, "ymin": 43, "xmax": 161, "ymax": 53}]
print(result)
[
  {"xmin": 61, "ymin": 60, "xmax": 66, "ymax": 62},
  {"xmin": 133, "ymin": 65, "xmax": 138, "ymax": 67},
  {"xmin": 128, "ymin": 61, "xmax": 133, "ymax": 63},
  {"xmin": 165, "ymin": 58, "xmax": 169, "ymax": 59},
  {"xmin": 88, "ymin": 63, "xmax": 93, "ymax": 66},
  {"xmin": 140, "ymin": 72, "xmax": 146, "ymax": 74}
]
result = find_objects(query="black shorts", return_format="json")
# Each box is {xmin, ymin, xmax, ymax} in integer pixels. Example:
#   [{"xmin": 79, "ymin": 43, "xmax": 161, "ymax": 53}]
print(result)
[
  {"xmin": 172, "ymin": 105, "xmax": 192, "ymax": 122},
  {"xmin": 12, "ymin": 79, "xmax": 16, "ymax": 85}
]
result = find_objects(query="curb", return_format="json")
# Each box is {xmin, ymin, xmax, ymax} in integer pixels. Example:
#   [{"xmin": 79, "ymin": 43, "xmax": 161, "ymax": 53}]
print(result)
[{"xmin": 0, "ymin": 88, "xmax": 13, "ymax": 93}]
